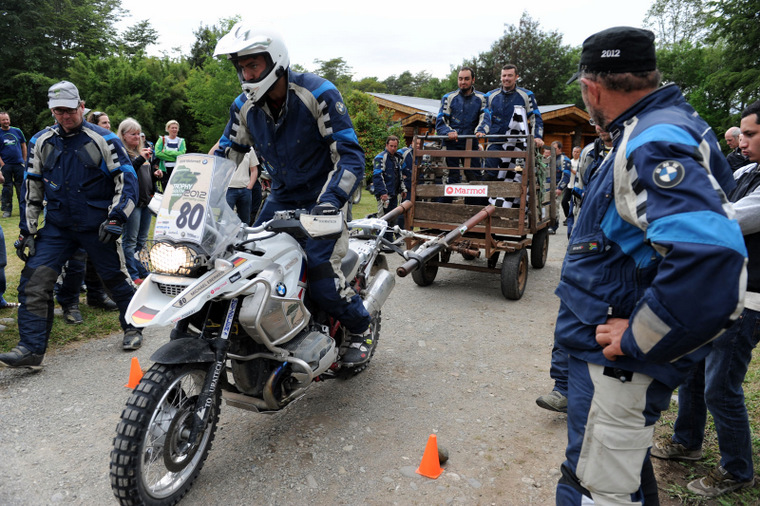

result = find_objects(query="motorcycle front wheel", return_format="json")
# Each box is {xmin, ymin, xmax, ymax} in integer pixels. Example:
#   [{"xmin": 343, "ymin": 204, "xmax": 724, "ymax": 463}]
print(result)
[{"xmin": 110, "ymin": 363, "xmax": 220, "ymax": 506}]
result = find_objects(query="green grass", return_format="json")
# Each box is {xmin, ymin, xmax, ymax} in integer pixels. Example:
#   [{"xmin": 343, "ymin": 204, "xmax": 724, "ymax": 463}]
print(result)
[{"xmin": 351, "ymin": 188, "xmax": 379, "ymax": 219}]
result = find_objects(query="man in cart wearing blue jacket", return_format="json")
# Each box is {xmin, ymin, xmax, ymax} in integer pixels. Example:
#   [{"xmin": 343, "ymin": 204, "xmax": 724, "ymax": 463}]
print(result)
[
  {"xmin": 483, "ymin": 64, "xmax": 544, "ymax": 181},
  {"xmin": 436, "ymin": 66, "xmax": 488, "ymax": 201},
  {"xmin": 555, "ymin": 27, "xmax": 746, "ymax": 505}
]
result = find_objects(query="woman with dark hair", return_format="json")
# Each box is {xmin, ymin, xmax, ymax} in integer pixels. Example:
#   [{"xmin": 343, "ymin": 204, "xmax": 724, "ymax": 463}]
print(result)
[{"xmin": 87, "ymin": 110, "xmax": 111, "ymax": 130}]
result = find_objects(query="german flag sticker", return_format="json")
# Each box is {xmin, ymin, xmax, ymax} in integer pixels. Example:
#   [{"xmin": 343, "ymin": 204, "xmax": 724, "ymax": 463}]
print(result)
[{"xmin": 132, "ymin": 306, "xmax": 159, "ymax": 325}]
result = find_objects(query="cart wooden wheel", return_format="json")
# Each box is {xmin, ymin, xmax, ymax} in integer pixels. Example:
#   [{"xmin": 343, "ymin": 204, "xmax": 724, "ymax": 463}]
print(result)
[
  {"xmin": 530, "ymin": 228, "xmax": 549, "ymax": 269},
  {"xmin": 412, "ymin": 251, "xmax": 439, "ymax": 287},
  {"xmin": 501, "ymin": 249, "xmax": 528, "ymax": 300},
  {"xmin": 461, "ymin": 252, "xmax": 476, "ymax": 261}
]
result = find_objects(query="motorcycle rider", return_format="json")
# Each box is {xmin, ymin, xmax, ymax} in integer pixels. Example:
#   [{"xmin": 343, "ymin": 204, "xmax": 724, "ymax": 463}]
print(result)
[{"xmin": 213, "ymin": 23, "xmax": 373, "ymax": 367}]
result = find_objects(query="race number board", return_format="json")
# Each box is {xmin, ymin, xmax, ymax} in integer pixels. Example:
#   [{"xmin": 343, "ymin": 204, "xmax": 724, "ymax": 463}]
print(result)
[{"xmin": 153, "ymin": 155, "xmax": 216, "ymax": 245}]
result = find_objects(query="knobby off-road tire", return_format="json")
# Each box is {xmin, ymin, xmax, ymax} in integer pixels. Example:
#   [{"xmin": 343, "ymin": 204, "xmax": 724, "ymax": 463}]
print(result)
[{"xmin": 110, "ymin": 363, "xmax": 220, "ymax": 506}]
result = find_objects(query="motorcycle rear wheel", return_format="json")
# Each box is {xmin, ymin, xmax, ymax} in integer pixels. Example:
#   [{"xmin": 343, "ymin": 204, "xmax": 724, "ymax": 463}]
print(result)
[{"xmin": 110, "ymin": 363, "xmax": 220, "ymax": 506}]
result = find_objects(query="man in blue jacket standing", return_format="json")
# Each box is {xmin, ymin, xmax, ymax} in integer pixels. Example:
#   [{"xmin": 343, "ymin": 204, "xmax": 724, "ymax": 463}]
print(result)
[
  {"xmin": 555, "ymin": 27, "xmax": 746, "ymax": 505},
  {"xmin": 483, "ymin": 64, "xmax": 544, "ymax": 181},
  {"xmin": 0, "ymin": 81, "xmax": 140, "ymax": 369},
  {"xmin": 0, "ymin": 111, "xmax": 26, "ymax": 218},
  {"xmin": 214, "ymin": 24, "xmax": 372, "ymax": 367},
  {"xmin": 373, "ymin": 135, "xmax": 405, "ymax": 236},
  {"xmin": 436, "ymin": 67, "xmax": 488, "ymax": 201}
]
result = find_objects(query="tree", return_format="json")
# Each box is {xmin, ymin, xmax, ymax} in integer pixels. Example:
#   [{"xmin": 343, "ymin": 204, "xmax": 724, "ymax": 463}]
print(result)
[
  {"xmin": 353, "ymin": 77, "xmax": 387, "ymax": 93},
  {"xmin": 467, "ymin": 12, "xmax": 578, "ymax": 106},
  {"xmin": 382, "ymin": 71, "xmax": 438, "ymax": 97},
  {"xmin": 343, "ymin": 90, "xmax": 404, "ymax": 177},
  {"xmin": 704, "ymin": 0, "xmax": 760, "ymax": 110},
  {"xmin": 313, "ymin": 58, "xmax": 353, "ymax": 92},
  {"xmin": 187, "ymin": 18, "xmax": 239, "ymax": 69},
  {"xmin": 38, "ymin": 0, "xmax": 123, "ymax": 70},
  {"xmin": 417, "ymin": 69, "xmax": 458, "ymax": 99},
  {"xmin": 184, "ymin": 56, "xmax": 241, "ymax": 152},
  {"xmin": 644, "ymin": 0, "xmax": 707, "ymax": 48},
  {"xmin": 67, "ymin": 52, "xmax": 195, "ymax": 148},
  {"xmin": 648, "ymin": 0, "xmax": 760, "ymax": 139},
  {"xmin": 119, "ymin": 20, "xmax": 159, "ymax": 57},
  {"xmin": 0, "ymin": 0, "xmax": 125, "ymax": 136}
]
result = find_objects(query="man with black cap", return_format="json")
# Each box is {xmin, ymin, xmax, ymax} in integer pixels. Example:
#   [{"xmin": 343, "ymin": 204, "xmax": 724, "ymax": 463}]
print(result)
[
  {"xmin": 0, "ymin": 81, "xmax": 141, "ymax": 370},
  {"xmin": 553, "ymin": 27, "xmax": 746, "ymax": 504}
]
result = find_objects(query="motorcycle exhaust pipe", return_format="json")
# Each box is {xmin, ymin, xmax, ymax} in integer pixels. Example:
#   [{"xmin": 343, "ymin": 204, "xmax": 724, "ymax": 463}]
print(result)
[{"xmin": 363, "ymin": 269, "xmax": 395, "ymax": 316}]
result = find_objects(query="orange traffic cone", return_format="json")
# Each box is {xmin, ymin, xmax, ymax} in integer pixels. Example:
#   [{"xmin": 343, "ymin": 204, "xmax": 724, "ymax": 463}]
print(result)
[
  {"xmin": 416, "ymin": 434, "xmax": 444, "ymax": 479},
  {"xmin": 124, "ymin": 357, "xmax": 144, "ymax": 388}
]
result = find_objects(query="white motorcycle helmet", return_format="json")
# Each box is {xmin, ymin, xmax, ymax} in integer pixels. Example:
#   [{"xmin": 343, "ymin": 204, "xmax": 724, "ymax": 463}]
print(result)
[{"xmin": 214, "ymin": 22, "xmax": 289, "ymax": 102}]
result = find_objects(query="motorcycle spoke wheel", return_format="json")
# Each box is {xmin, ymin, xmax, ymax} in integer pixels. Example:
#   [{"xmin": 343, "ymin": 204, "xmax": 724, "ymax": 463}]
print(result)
[{"xmin": 110, "ymin": 363, "xmax": 220, "ymax": 506}]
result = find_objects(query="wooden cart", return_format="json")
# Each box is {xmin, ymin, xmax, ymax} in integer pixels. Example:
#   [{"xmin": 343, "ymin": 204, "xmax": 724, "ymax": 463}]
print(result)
[{"xmin": 398, "ymin": 134, "xmax": 557, "ymax": 300}]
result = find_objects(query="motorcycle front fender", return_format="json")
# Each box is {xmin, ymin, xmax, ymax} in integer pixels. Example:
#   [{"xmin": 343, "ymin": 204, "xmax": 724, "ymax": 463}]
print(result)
[{"xmin": 150, "ymin": 338, "xmax": 216, "ymax": 365}]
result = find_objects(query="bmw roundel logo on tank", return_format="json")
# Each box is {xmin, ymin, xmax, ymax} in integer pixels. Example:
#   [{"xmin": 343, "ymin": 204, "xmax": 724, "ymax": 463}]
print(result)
[{"xmin": 276, "ymin": 283, "xmax": 287, "ymax": 296}]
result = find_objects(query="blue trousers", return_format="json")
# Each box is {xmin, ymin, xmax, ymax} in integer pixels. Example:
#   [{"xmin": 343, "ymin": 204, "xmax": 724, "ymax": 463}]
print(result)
[
  {"xmin": 0, "ymin": 225, "xmax": 7, "ymax": 301},
  {"xmin": 557, "ymin": 356, "xmax": 672, "ymax": 505},
  {"xmin": 254, "ymin": 196, "xmax": 370, "ymax": 334},
  {"xmin": 250, "ymin": 179, "xmax": 263, "ymax": 224},
  {"xmin": 550, "ymin": 344, "xmax": 569, "ymax": 396},
  {"xmin": 17, "ymin": 223, "xmax": 135, "ymax": 354},
  {"xmin": 123, "ymin": 206, "xmax": 151, "ymax": 280},
  {"xmin": 56, "ymin": 250, "xmax": 111, "ymax": 306},
  {"xmin": 670, "ymin": 308, "xmax": 760, "ymax": 482},
  {"xmin": 1, "ymin": 163, "xmax": 24, "ymax": 214},
  {"xmin": 226, "ymin": 187, "xmax": 253, "ymax": 225}
]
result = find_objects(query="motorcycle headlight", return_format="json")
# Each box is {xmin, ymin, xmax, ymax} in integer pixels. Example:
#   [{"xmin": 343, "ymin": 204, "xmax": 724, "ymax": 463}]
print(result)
[{"xmin": 141, "ymin": 241, "xmax": 207, "ymax": 276}]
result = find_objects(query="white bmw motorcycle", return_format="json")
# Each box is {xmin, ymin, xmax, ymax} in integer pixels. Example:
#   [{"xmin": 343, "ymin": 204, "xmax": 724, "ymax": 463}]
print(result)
[{"xmin": 109, "ymin": 155, "xmax": 404, "ymax": 505}]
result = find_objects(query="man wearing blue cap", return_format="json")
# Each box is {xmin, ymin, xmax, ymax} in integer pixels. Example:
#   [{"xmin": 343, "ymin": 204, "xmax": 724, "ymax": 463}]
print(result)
[{"xmin": 554, "ymin": 27, "xmax": 746, "ymax": 505}]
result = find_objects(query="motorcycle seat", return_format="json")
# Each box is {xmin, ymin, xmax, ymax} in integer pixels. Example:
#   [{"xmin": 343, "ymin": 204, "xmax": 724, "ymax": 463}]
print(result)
[{"xmin": 341, "ymin": 249, "xmax": 360, "ymax": 279}]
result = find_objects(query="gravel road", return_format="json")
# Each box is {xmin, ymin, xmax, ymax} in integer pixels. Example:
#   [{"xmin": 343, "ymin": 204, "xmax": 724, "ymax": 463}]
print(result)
[{"xmin": 1, "ymin": 230, "xmax": 572, "ymax": 505}]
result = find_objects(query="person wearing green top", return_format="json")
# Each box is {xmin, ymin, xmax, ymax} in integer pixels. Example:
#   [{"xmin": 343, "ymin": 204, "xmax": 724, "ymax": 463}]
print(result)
[{"xmin": 154, "ymin": 119, "xmax": 186, "ymax": 191}]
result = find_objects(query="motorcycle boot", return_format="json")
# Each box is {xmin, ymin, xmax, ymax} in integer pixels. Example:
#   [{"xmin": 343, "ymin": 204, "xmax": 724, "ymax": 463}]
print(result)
[
  {"xmin": 0, "ymin": 346, "xmax": 44, "ymax": 370},
  {"xmin": 62, "ymin": 303, "xmax": 83, "ymax": 325},
  {"xmin": 87, "ymin": 294, "xmax": 118, "ymax": 311},
  {"xmin": 341, "ymin": 328, "xmax": 376, "ymax": 367},
  {"xmin": 122, "ymin": 327, "xmax": 143, "ymax": 351}
]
